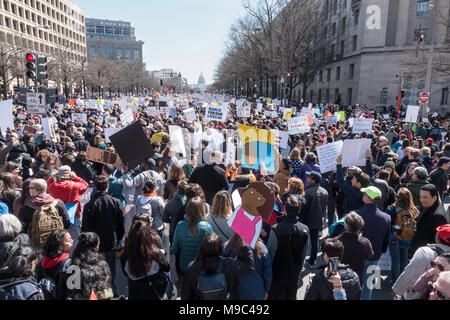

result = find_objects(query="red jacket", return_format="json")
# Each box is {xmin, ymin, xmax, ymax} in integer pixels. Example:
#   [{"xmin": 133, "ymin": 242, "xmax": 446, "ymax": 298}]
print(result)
[{"xmin": 47, "ymin": 175, "xmax": 89, "ymax": 215}]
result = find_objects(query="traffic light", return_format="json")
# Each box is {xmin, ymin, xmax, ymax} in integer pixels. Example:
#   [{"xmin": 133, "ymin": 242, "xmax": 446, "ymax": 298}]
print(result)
[
  {"xmin": 37, "ymin": 55, "xmax": 48, "ymax": 80},
  {"xmin": 286, "ymin": 73, "xmax": 292, "ymax": 78},
  {"xmin": 25, "ymin": 53, "xmax": 37, "ymax": 80}
]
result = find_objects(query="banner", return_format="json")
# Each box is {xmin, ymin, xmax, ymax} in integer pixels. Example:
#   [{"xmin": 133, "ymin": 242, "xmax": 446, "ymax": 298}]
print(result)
[
  {"xmin": 352, "ymin": 118, "xmax": 374, "ymax": 134},
  {"xmin": 204, "ymin": 105, "xmax": 228, "ymax": 123},
  {"xmin": 316, "ymin": 141, "xmax": 344, "ymax": 173},
  {"xmin": 288, "ymin": 116, "xmax": 310, "ymax": 135},
  {"xmin": 86, "ymin": 146, "xmax": 122, "ymax": 167},
  {"xmin": 71, "ymin": 113, "xmax": 87, "ymax": 123},
  {"xmin": 238, "ymin": 125, "xmax": 276, "ymax": 174}
]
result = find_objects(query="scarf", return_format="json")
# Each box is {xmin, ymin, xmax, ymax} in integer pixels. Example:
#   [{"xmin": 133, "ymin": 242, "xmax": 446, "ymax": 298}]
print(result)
[
  {"xmin": 143, "ymin": 191, "xmax": 158, "ymax": 198},
  {"xmin": 41, "ymin": 253, "xmax": 69, "ymax": 269}
]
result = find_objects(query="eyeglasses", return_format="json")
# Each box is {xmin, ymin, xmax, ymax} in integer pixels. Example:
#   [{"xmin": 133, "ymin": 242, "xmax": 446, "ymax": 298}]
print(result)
[
  {"xmin": 432, "ymin": 284, "xmax": 448, "ymax": 300},
  {"xmin": 29, "ymin": 187, "xmax": 37, "ymax": 190},
  {"xmin": 431, "ymin": 261, "xmax": 446, "ymax": 272}
]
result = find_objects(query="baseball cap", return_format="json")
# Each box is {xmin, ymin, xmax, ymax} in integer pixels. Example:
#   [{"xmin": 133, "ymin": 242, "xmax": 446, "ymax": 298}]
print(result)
[
  {"xmin": 306, "ymin": 171, "xmax": 322, "ymax": 184},
  {"xmin": 436, "ymin": 157, "xmax": 450, "ymax": 167},
  {"xmin": 426, "ymin": 138, "xmax": 434, "ymax": 144},
  {"xmin": 437, "ymin": 225, "xmax": 450, "ymax": 245},
  {"xmin": 361, "ymin": 186, "xmax": 382, "ymax": 200}
]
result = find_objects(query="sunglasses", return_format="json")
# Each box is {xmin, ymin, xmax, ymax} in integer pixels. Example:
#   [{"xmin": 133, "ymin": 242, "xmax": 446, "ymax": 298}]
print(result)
[
  {"xmin": 432, "ymin": 284, "xmax": 448, "ymax": 300},
  {"xmin": 431, "ymin": 261, "xmax": 446, "ymax": 272}
]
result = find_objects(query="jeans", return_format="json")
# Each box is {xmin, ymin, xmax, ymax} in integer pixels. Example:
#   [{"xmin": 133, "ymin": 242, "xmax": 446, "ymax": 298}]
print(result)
[
  {"xmin": 307, "ymin": 229, "xmax": 320, "ymax": 265},
  {"xmin": 389, "ymin": 239, "xmax": 409, "ymax": 284},
  {"xmin": 361, "ymin": 259, "xmax": 380, "ymax": 300},
  {"xmin": 68, "ymin": 215, "xmax": 81, "ymax": 256}
]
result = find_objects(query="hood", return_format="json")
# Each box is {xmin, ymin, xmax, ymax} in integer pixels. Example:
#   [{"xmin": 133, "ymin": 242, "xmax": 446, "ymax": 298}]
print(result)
[
  {"xmin": 203, "ymin": 257, "xmax": 221, "ymax": 274},
  {"xmin": 41, "ymin": 253, "xmax": 69, "ymax": 269},
  {"xmin": 235, "ymin": 174, "xmax": 252, "ymax": 182},
  {"xmin": 30, "ymin": 193, "xmax": 56, "ymax": 206}
]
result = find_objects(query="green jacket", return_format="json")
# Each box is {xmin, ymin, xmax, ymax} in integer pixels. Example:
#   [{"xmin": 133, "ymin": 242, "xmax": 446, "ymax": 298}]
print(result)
[{"xmin": 172, "ymin": 216, "xmax": 213, "ymax": 273}]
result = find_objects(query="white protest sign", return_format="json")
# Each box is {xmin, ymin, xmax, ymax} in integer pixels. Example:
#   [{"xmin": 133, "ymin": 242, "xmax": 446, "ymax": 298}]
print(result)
[
  {"xmin": 341, "ymin": 139, "xmax": 372, "ymax": 167},
  {"xmin": 169, "ymin": 126, "xmax": 186, "ymax": 158},
  {"xmin": 105, "ymin": 116, "xmax": 117, "ymax": 127},
  {"xmin": 104, "ymin": 127, "xmax": 124, "ymax": 143},
  {"xmin": 237, "ymin": 105, "xmax": 251, "ymax": 118},
  {"xmin": 71, "ymin": 113, "xmax": 87, "ymax": 123},
  {"xmin": 405, "ymin": 105, "xmax": 420, "ymax": 123},
  {"xmin": 183, "ymin": 108, "xmax": 197, "ymax": 122},
  {"xmin": 97, "ymin": 116, "xmax": 104, "ymax": 125},
  {"xmin": 146, "ymin": 107, "xmax": 160, "ymax": 118},
  {"xmin": 256, "ymin": 103, "xmax": 263, "ymax": 113},
  {"xmin": 352, "ymin": 118, "xmax": 374, "ymax": 134},
  {"xmin": 0, "ymin": 100, "xmax": 15, "ymax": 136},
  {"xmin": 204, "ymin": 105, "xmax": 228, "ymax": 123},
  {"xmin": 271, "ymin": 130, "xmax": 289, "ymax": 149},
  {"xmin": 317, "ymin": 141, "xmax": 344, "ymax": 173},
  {"xmin": 327, "ymin": 115, "xmax": 339, "ymax": 125},
  {"xmin": 42, "ymin": 117, "xmax": 57, "ymax": 142},
  {"xmin": 300, "ymin": 107, "xmax": 312, "ymax": 116},
  {"xmin": 120, "ymin": 108, "xmax": 134, "ymax": 126},
  {"xmin": 288, "ymin": 116, "xmax": 310, "ymax": 135}
]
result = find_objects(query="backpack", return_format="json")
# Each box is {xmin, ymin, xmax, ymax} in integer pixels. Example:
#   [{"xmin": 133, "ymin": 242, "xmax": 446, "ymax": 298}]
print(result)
[
  {"xmin": 197, "ymin": 260, "xmax": 228, "ymax": 300},
  {"xmin": 393, "ymin": 208, "xmax": 419, "ymax": 242},
  {"xmin": 39, "ymin": 258, "xmax": 72, "ymax": 300},
  {"xmin": 28, "ymin": 200, "xmax": 64, "ymax": 248}
]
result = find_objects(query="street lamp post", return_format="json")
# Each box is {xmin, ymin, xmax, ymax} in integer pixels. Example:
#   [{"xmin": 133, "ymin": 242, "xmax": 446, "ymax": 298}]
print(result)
[
  {"xmin": 422, "ymin": 0, "xmax": 435, "ymax": 118},
  {"xmin": 280, "ymin": 77, "xmax": 285, "ymax": 106}
]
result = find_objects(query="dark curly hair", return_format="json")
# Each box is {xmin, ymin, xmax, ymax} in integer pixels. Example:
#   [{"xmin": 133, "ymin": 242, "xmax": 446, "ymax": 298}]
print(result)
[{"xmin": 42, "ymin": 229, "xmax": 69, "ymax": 259}]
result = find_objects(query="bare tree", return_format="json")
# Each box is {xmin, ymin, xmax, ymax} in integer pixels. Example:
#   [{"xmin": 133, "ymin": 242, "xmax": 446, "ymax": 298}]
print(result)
[{"xmin": 0, "ymin": 35, "xmax": 23, "ymax": 99}]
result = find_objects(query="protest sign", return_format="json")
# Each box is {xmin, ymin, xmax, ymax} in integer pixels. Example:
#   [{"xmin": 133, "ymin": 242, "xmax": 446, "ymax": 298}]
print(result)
[
  {"xmin": 237, "ymin": 105, "xmax": 251, "ymax": 118},
  {"xmin": 183, "ymin": 108, "xmax": 197, "ymax": 122},
  {"xmin": 337, "ymin": 111, "xmax": 346, "ymax": 121},
  {"xmin": 352, "ymin": 118, "xmax": 374, "ymax": 134},
  {"xmin": 405, "ymin": 105, "xmax": 420, "ymax": 123},
  {"xmin": 326, "ymin": 115, "xmax": 339, "ymax": 125},
  {"xmin": 341, "ymin": 139, "xmax": 372, "ymax": 167},
  {"xmin": 316, "ymin": 141, "xmax": 344, "ymax": 173},
  {"xmin": 146, "ymin": 107, "xmax": 160, "ymax": 118},
  {"xmin": 109, "ymin": 121, "xmax": 154, "ymax": 170},
  {"xmin": 120, "ymin": 108, "xmax": 134, "ymax": 126},
  {"xmin": 42, "ymin": 117, "xmax": 57, "ymax": 142},
  {"xmin": 288, "ymin": 116, "xmax": 310, "ymax": 135},
  {"xmin": 71, "ymin": 113, "xmax": 87, "ymax": 123},
  {"xmin": 17, "ymin": 112, "xmax": 27, "ymax": 120},
  {"xmin": 300, "ymin": 107, "xmax": 312, "ymax": 116},
  {"xmin": 256, "ymin": 103, "xmax": 263, "ymax": 113},
  {"xmin": 86, "ymin": 146, "xmax": 123, "ymax": 167},
  {"xmin": 283, "ymin": 108, "xmax": 293, "ymax": 120},
  {"xmin": 238, "ymin": 125, "xmax": 276, "ymax": 174},
  {"xmin": 0, "ymin": 100, "xmax": 15, "ymax": 136},
  {"xmin": 23, "ymin": 126, "xmax": 37, "ymax": 135},
  {"xmin": 169, "ymin": 126, "xmax": 187, "ymax": 158},
  {"xmin": 105, "ymin": 116, "xmax": 117, "ymax": 127},
  {"xmin": 104, "ymin": 127, "xmax": 124, "ymax": 143},
  {"xmin": 271, "ymin": 130, "xmax": 289, "ymax": 149},
  {"xmin": 204, "ymin": 105, "xmax": 228, "ymax": 123}
]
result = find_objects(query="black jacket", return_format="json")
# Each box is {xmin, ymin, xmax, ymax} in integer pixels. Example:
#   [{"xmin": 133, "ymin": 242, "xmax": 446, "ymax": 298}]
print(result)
[
  {"xmin": 0, "ymin": 233, "xmax": 30, "ymax": 268},
  {"xmin": 81, "ymin": 192, "xmax": 125, "ymax": 252},
  {"xmin": 71, "ymin": 160, "xmax": 96, "ymax": 184},
  {"xmin": 271, "ymin": 215, "xmax": 309, "ymax": 282},
  {"xmin": 304, "ymin": 265, "xmax": 361, "ymax": 300},
  {"xmin": 411, "ymin": 201, "xmax": 450, "ymax": 254},
  {"xmin": 0, "ymin": 272, "xmax": 44, "ymax": 300},
  {"xmin": 181, "ymin": 245, "xmax": 255, "ymax": 300},
  {"xmin": 188, "ymin": 164, "xmax": 229, "ymax": 205},
  {"xmin": 73, "ymin": 139, "xmax": 89, "ymax": 152},
  {"xmin": 429, "ymin": 168, "xmax": 448, "ymax": 200}
]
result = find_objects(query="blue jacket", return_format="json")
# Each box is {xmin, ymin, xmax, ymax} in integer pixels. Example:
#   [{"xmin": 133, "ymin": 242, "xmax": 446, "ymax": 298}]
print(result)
[
  {"xmin": 336, "ymin": 165, "xmax": 364, "ymax": 214},
  {"xmin": 232, "ymin": 242, "xmax": 272, "ymax": 300},
  {"xmin": 294, "ymin": 162, "xmax": 321, "ymax": 188},
  {"xmin": 172, "ymin": 216, "xmax": 213, "ymax": 273},
  {"xmin": 355, "ymin": 204, "xmax": 391, "ymax": 261}
]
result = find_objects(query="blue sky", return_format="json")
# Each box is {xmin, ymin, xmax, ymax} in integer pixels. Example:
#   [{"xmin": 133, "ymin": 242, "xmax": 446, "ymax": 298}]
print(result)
[{"xmin": 74, "ymin": 0, "xmax": 247, "ymax": 85}]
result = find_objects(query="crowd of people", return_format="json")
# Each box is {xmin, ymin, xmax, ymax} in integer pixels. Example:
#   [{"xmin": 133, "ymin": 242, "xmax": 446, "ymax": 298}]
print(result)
[{"xmin": 0, "ymin": 93, "xmax": 449, "ymax": 301}]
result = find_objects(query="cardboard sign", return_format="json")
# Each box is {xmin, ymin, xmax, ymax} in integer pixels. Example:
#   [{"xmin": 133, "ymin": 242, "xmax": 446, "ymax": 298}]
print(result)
[
  {"xmin": 271, "ymin": 130, "xmax": 289, "ymax": 149},
  {"xmin": 288, "ymin": 116, "xmax": 310, "ymax": 135},
  {"xmin": 183, "ymin": 108, "xmax": 196, "ymax": 122},
  {"xmin": 42, "ymin": 117, "xmax": 57, "ymax": 142},
  {"xmin": 237, "ymin": 105, "xmax": 251, "ymax": 118},
  {"xmin": 405, "ymin": 105, "xmax": 420, "ymax": 123},
  {"xmin": 146, "ymin": 107, "xmax": 161, "ymax": 118},
  {"xmin": 352, "ymin": 118, "xmax": 374, "ymax": 134},
  {"xmin": 71, "ymin": 113, "xmax": 87, "ymax": 123},
  {"xmin": 0, "ymin": 100, "xmax": 15, "ymax": 136},
  {"xmin": 238, "ymin": 125, "xmax": 276, "ymax": 174},
  {"xmin": 109, "ymin": 121, "xmax": 154, "ymax": 170},
  {"xmin": 341, "ymin": 139, "xmax": 372, "ymax": 167},
  {"xmin": 337, "ymin": 111, "xmax": 346, "ymax": 121},
  {"xmin": 104, "ymin": 127, "xmax": 124, "ymax": 143},
  {"xmin": 105, "ymin": 116, "xmax": 117, "ymax": 127},
  {"xmin": 120, "ymin": 108, "xmax": 134, "ymax": 126},
  {"xmin": 86, "ymin": 146, "xmax": 122, "ymax": 167},
  {"xmin": 317, "ymin": 141, "xmax": 344, "ymax": 173},
  {"xmin": 204, "ymin": 105, "xmax": 228, "ymax": 123},
  {"xmin": 23, "ymin": 126, "xmax": 37, "ymax": 135},
  {"xmin": 326, "ymin": 115, "xmax": 339, "ymax": 125}
]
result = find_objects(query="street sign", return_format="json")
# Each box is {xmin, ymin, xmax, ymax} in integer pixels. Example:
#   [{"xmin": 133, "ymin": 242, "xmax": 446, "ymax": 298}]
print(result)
[
  {"xmin": 419, "ymin": 92, "xmax": 430, "ymax": 104},
  {"xmin": 30, "ymin": 114, "xmax": 43, "ymax": 125},
  {"xmin": 26, "ymin": 93, "xmax": 46, "ymax": 114}
]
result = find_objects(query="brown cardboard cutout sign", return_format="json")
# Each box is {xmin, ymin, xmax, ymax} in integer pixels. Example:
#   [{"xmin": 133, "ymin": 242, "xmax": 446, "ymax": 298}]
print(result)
[{"xmin": 86, "ymin": 146, "xmax": 122, "ymax": 168}]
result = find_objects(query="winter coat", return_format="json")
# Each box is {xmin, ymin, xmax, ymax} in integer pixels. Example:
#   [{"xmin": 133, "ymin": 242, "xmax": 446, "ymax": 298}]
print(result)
[
  {"xmin": 73, "ymin": 139, "xmax": 89, "ymax": 152},
  {"xmin": 304, "ymin": 265, "xmax": 361, "ymax": 300},
  {"xmin": 336, "ymin": 164, "xmax": 364, "ymax": 214},
  {"xmin": 188, "ymin": 164, "xmax": 229, "ymax": 205},
  {"xmin": 294, "ymin": 162, "xmax": 321, "ymax": 188},
  {"xmin": 35, "ymin": 253, "xmax": 71, "ymax": 300},
  {"xmin": 172, "ymin": 216, "xmax": 213, "ymax": 273},
  {"xmin": 273, "ymin": 169, "xmax": 292, "ymax": 198},
  {"xmin": 181, "ymin": 245, "xmax": 255, "ymax": 300},
  {"xmin": 267, "ymin": 215, "xmax": 309, "ymax": 283},
  {"xmin": 120, "ymin": 249, "xmax": 171, "ymax": 300},
  {"xmin": 135, "ymin": 195, "xmax": 165, "ymax": 233},
  {"xmin": 231, "ymin": 174, "xmax": 253, "ymax": 194},
  {"xmin": 410, "ymin": 201, "xmax": 450, "ymax": 254},
  {"xmin": 428, "ymin": 168, "xmax": 448, "ymax": 200},
  {"xmin": 81, "ymin": 191, "xmax": 125, "ymax": 252},
  {"xmin": 47, "ymin": 175, "xmax": 89, "ymax": 215},
  {"xmin": 0, "ymin": 233, "xmax": 30, "ymax": 268},
  {"xmin": 0, "ymin": 272, "xmax": 44, "ymax": 300},
  {"xmin": 224, "ymin": 242, "xmax": 272, "ymax": 300},
  {"xmin": 302, "ymin": 184, "xmax": 328, "ymax": 230},
  {"xmin": 122, "ymin": 170, "xmax": 164, "ymax": 205},
  {"xmin": 162, "ymin": 192, "xmax": 186, "ymax": 244},
  {"xmin": 18, "ymin": 193, "xmax": 70, "ymax": 234},
  {"xmin": 207, "ymin": 215, "xmax": 235, "ymax": 243},
  {"xmin": 355, "ymin": 204, "xmax": 391, "ymax": 261},
  {"xmin": 336, "ymin": 232, "xmax": 374, "ymax": 284},
  {"xmin": 71, "ymin": 160, "xmax": 96, "ymax": 185}
]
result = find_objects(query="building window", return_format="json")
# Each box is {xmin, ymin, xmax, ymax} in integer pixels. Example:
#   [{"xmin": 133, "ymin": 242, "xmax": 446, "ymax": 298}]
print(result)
[
  {"xmin": 353, "ymin": 9, "xmax": 359, "ymax": 26},
  {"xmin": 416, "ymin": 1, "xmax": 430, "ymax": 16},
  {"xmin": 318, "ymin": 89, "xmax": 322, "ymax": 103},
  {"xmin": 332, "ymin": 22, "xmax": 336, "ymax": 36},
  {"xmin": 349, "ymin": 64, "xmax": 355, "ymax": 79},
  {"xmin": 310, "ymin": 89, "xmax": 314, "ymax": 101},
  {"xmin": 319, "ymin": 70, "xmax": 323, "ymax": 82},
  {"xmin": 348, "ymin": 88, "xmax": 353, "ymax": 105},
  {"xmin": 441, "ymin": 87, "xmax": 449, "ymax": 105},
  {"xmin": 336, "ymin": 66, "xmax": 341, "ymax": 80},
  {"xmin": 335, "ymin": 89, "xmax": 340, "ymax": 103},
  {"xmin": 342, "ymin": 17, "xmax": 346, "ymax": 33},
  {"xmin": 326, "ymin": 89, "xmax": 330, "ymax": 102},
  {"xmin": 352, "ymin": 35, "xmax": 357, "ymax": 51},
  {"xmin": 343, "ymin": 0, "xmax": 347, "ymax": 9},
  {"xmin": 327, "ymin": 68, "xmax": 331, "ymax": 81},
  {"xmin": 380, "ymin": 88, "xmax": 388, "ymax": 105},
  {"xmin": 340, "ymin": 40, "xmax": 345, "ymax": 56}
]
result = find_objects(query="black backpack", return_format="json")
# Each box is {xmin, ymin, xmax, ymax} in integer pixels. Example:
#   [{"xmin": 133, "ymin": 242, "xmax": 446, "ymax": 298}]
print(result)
[
  {"xmin": 39, "ymin": 259, "xmax": 71, "ymax": 300},
  {"xmin": 197, "ymin": 260, "xmax": 228, "ymax": 300}
]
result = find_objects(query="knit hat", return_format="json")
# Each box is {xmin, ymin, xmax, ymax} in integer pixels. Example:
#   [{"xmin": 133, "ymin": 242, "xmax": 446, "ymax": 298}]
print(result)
[
  {"xmin": 58, "ymin": 166, "xmax": 72, "ymax": 180},
  {"xmin": 384, "ymin": 161, "xmax": 395, "ymax": 170},
  {"xmin": 437, "ymin": 225, "xmax": 450, "ymax": 245}
]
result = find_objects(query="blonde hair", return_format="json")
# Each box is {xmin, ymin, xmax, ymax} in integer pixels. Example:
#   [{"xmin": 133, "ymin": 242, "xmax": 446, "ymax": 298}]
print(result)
[
  {"xmin": 290, "ymin": 148, "xmax": 301, "ymax": 160},
  {"xmin": 94, "ymin": 135, "xmax": 104, "ymax": 146},
  {"xmin": 211, "ymin": 191, "xmax": 232, "ymax": 219}
]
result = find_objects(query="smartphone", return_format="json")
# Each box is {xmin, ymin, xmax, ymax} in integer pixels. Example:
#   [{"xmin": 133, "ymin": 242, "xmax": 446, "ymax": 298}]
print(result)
[{"xmin": 327, "ymin": 257, "xmax": 339, "ymax": 279}]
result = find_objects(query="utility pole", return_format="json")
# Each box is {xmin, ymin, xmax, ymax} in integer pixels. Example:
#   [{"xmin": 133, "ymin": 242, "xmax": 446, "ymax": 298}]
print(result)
[
  {"xmin": 395, "ymin": 75, "xmax": 410, "ymax": 120},
  {"xmin": 422, "ymin": 0, "xmax": 435, "ymax": 119}
]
